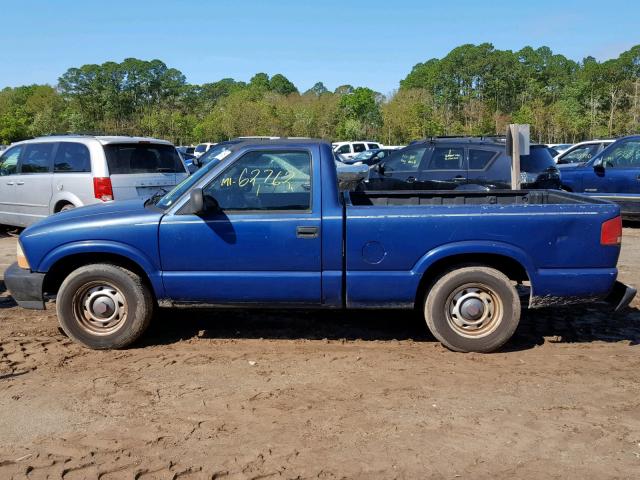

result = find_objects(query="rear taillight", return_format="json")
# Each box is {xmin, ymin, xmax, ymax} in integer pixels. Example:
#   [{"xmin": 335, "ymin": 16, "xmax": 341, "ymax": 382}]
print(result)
[
  {"xmin": 93, "ymin": 177, "xmax": 114, "ymax": 201},
  {"xmin": 601, "ymin": 216, "xmax": 622, "ymax": 246}
]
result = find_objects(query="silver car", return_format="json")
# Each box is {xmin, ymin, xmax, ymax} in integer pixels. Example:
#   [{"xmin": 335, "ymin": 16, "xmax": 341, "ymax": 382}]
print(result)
[{"xmin": 0, "ymin": 135, "xmax": 188, "ymax": 227}]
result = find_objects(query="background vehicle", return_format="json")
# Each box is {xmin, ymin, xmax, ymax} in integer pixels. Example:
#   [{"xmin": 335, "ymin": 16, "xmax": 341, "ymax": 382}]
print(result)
[
  {"xmin": 177, "ymin": 146, "xmax": 195, "ymax": 156},
  {"xmin": 341, "ymin": 148, "xmax": 396, "ymax": 166},
  {"xmin": 193, "ymin": 142, "xmax": 217, "ymax": 158},
  {"xmin": 547, "ymin": 143, "xmax": 572, "ymax": 155},
  {"xmin": 367, "ymin": 137, "xmax": 560, "ymax": 191},
  {"xmin": 0, "ymin": 135, "xmax": 189, "ymax": 227},
  {"xmin": 546, "ymin": 146, "xmax": 561, "ymax": 157},
  {"xmin": 332, "ymin": 141, "xmax": 382, "ymax": 160},
  {"xmin": 555, "ymin": 140, "xmax": 614, "ymax": 165},
  {"xmin": 561, "ymin": 135, "xmax": 640, "ymax": 219},
  {"xmin": 6, "ymin": 140, "xmax": 633, "ymax": 354},
  {"xmin": 178, "ymin": 151, "xmax": 198, "ymax": 173}
]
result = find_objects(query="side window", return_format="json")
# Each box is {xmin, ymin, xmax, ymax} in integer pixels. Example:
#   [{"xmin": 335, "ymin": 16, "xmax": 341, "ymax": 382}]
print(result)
[
  {"xmin": 428, "ymin": 147, "xmax": 464, "ymax": 170},
  {"xmin": 336, "ymin": 145, "xmax": 351, "ymax": 154},
  {"xmin": 54, "ymin": 142, "xmax": 91, "ymax": 172},
  {"xmin": 602, "ymin": 141, "xmax": 640, "ymax": 168},
  {"xmin": 469, "ymin": 149, "xmax": 496, "ymax": 170},
  {"xmin": 353, "ymin": 143, "xmax": 366, "ymax": 153},
  {"xmin": 20, "ymin": 143, "xmax": 55, "ymax": 174},
  {"xmin": 562, "ymin": 144, "xmax": 600, "ymax": 164},
  {"xmin": 204, "ymin": 150, "xmax": 312, "ymax": 211},
  {"xmin": 0, "ymin": 145, "xmax": 23, "ymax": 176},
  {"xmin": 383, "ymin": 148, "xmax": 426, "ymax": 172},
  {"xmin": 367, "ymin": 143, "xmax": 380, "ymax": 150}
]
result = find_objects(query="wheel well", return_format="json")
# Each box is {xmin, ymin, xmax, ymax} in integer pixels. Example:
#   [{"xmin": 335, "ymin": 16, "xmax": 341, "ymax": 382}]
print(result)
[
  {"xmin": 54, "ymin": 200, "xmax": 74, "ymax": 212},
  {"xmin": 415, "ymin": 253, "xmax": 530, "ymax": 308},
  {"xmin": 43, "ymin": 253, "xmax": 154, "ymax": 298}
]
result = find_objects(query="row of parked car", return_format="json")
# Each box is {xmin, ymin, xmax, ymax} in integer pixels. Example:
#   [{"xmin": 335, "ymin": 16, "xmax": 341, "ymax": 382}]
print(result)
[
  {"xmin": 333, "ymin": 136, "xmax": 640, "ymax": 219},
  {"xmin": 0, "ymin": 133, "xmax": 639, "ymax": 229}
]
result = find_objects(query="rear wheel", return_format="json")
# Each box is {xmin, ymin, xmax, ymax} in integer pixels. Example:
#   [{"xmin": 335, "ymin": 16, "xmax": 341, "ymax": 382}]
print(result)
[
  {"xmin": 59, "ymin": 203, "xmax": 75, "ymax": 212},
  {"xmin": 56, "ymin": 264, "xmax": 154, "ymax": 349},
  {"xmin": 424, "ymin": 267, "xmax": 520, "ymax": 353}
]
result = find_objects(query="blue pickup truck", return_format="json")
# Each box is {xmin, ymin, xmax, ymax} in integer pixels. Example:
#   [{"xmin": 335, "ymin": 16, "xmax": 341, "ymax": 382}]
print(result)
[{"xmin": 4, "ymin": 139, "xmax": 636, "ymax": 353}]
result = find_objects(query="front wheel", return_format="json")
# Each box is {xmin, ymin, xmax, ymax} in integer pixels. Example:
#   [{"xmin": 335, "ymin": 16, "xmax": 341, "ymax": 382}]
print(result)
[
  {"xmin": 56, "ymin": 264, "xmax": 154, "ymax": 349},
  {"xmin": 424, "ymin": 267, "xmax": 521, "ymax": 353}
]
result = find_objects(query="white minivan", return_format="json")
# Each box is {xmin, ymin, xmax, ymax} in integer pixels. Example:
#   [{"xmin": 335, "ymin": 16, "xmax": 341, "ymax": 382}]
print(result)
[{"xmin": 0, "ymin": 135, "xmax": 189, "ymax": 227}]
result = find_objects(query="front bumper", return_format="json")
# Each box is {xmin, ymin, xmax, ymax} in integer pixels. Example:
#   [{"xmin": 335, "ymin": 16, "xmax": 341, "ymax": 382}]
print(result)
[
  {"xmin": 605, "ymin": 281, "xmax": 637, "ymax": 312},
  {"xmin": 3, "ymin": 262, "xmax": 45, "ymax": 310}
]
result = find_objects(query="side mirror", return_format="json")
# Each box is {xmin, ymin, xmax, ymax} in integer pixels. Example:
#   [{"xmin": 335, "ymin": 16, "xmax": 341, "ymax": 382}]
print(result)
[
  {"xmin": 192, "ymin": 156, "xmax": 201, "ymax": 168},
  {"xmin": 190, "ymin": 188, "xmax": 220, "ymax": 214},
  {"xmin": 594, "ymin": 161, "xmax": 605, "ymax": 173},
  {"xmin": 377, "ymin": 163, "xmax": 386, "ymax": 175},
  {"xmin": 190, "ymin": 188, "xmax": 205, "ymax": 214}
]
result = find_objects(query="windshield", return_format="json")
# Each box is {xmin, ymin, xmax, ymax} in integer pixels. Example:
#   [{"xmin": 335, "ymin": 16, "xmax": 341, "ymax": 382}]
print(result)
[
  {"xmin": 155, "ymin": 159, "xmax": 219, "ymax": 209},
  {"xmin": 353, "ymin": 150, "xmax": 376, "ymax": 161},
  {"xmin": 199, "ymin": 143, "xmax": 238, "ymax": 166},
  {"xmin": 521, "ymin": 146, "xmax": 555, "ymax": 172}
]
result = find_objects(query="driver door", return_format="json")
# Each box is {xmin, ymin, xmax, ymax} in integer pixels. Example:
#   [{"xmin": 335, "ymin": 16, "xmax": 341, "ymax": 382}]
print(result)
[{"xmin": 159, "ymin": 147, "xmax": 322, "ymax": 305}]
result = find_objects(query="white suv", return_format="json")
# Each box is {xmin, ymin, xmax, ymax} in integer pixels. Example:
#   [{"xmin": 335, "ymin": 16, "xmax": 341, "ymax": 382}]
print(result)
[
  {"xmin": 332, "ymin": 141, "xmax": 382, "ymax": 160},
  {"xmin": 0, "ymin": 135, "xmax": 188, "ymax": 227}
]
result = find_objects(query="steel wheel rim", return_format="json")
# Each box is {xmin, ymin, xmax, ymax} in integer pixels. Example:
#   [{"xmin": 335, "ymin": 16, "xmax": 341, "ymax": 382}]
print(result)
[
  {"xmin": 444, "ymin": 282, "xmax": 503, "ymax": 338},
  {"xmin": 72, "ymin": 281, "xmax": 128, "ymax": 336}
]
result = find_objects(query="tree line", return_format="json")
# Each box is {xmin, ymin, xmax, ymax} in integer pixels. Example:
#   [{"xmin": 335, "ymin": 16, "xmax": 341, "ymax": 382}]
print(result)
[{"xmin": 1, "ymin": 44, "xmax": 639, "ymax": 146}]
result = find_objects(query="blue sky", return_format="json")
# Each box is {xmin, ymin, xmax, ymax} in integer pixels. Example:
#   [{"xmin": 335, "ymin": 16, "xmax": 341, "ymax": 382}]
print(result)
[{"xmin": 1, "ymin": 0, "xmax": 638, "ymax": 95}]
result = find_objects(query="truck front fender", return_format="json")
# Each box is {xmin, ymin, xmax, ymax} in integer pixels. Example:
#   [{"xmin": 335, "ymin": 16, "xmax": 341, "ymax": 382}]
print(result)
[{"xmin": 36, "ymin": 240, "xmax": 164, "ymax": 296}]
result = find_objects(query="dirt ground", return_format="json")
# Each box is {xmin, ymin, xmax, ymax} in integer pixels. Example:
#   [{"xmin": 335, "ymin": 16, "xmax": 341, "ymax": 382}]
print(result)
[{"xmin": 0, "ymin": 228, "xmax": 638, "ymax": 479}]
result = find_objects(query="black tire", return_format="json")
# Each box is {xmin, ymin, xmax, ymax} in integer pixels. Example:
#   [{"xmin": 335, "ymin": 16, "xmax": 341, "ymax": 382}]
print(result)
[
  {"xmin": 59, "ymin": 203, "xmax": 75, "ymax": 212},
  {"xmin": 424, "ymin": 267, "xmax": 520, "ymax": 353},
  {"xmin": 56, "ymin": 264, "xmax": 154, "ymax": 349}
]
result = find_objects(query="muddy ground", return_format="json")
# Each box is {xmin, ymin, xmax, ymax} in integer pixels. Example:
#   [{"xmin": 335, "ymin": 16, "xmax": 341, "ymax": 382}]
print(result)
[{"xmin": 0, "ymin": 228, "xmax": 638, "ymax": 479}]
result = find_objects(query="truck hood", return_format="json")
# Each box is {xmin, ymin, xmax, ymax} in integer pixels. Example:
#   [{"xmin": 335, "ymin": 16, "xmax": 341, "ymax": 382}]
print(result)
[
  {"xmin": 20, "ymin": 199, "xmax": 166, "ymax": 274},
  {"xmin": 24, "ymin": 199, "xmax": 158, "ymax": 231}
]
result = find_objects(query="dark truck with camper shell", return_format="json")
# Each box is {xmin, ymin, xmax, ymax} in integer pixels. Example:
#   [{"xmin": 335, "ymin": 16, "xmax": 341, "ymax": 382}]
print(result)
[{"xmin": 5, "ymin": 139, "xmax": 636, "ymax": 353}]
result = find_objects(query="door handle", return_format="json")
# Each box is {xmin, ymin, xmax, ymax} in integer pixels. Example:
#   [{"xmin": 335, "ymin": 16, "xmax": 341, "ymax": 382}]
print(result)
[
  {"xmin": 637, "ymin": 175, "xmax": 640, "ymax": 181},
  {"xmin": 6, "ymin": 181, "xmax": 14, "ymax": 185},
  {"xmin": 296, "ymin": 226, "xmax": 319, "ymax": 239},
  {"xmin": 16, "ymin": 181, "xmax": 24, "ymax": 185},
  {"xmin": 406, "ymin": 176, "xmax": 416, "ymax": 183},
  {"xmin": 454, "ymin": 175, "xmax": 465, "ymax": 181}
]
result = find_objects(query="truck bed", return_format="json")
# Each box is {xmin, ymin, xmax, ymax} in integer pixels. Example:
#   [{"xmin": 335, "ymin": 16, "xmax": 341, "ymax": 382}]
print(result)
[
  {"xmin": 343, "ymin": 189, "xmax": 621, "ymax": 309},
  {"xmin": 348, "ymin": 189, "xmax": 611, "ymax": 207}
]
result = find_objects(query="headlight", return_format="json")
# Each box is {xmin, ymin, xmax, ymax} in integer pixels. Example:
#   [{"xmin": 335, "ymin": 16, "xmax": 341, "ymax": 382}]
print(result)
[{"xmin": 17, "ymin": 242, "xmax": 30, "ymax": 269}]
